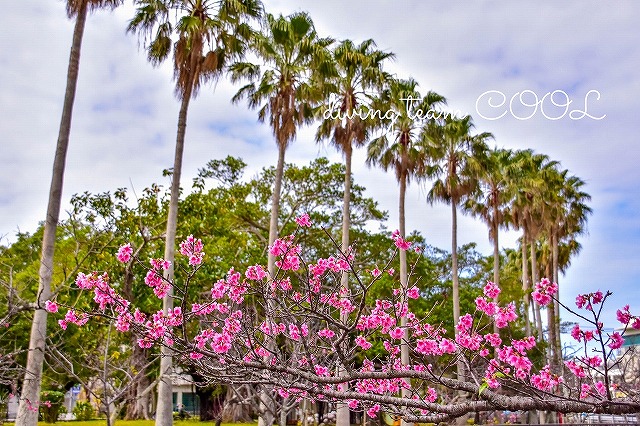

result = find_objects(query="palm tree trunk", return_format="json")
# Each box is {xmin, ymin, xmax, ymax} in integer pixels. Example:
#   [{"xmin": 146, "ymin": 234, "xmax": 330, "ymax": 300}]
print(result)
[
  {"xmin": 268, "ymin": 144, "xmax": 286, "ymax": 276},
  {"xmin": 521, "ymin": 236, "xmax": 531, "ymax": 336},
  {"xmin": 451, "ymin": 200, "xmax": 465, "ymax": 385},
  {"xmin": 546, "ymin": 282, "xmax": 556, "ymax": 366},
  {"xmin": 260, "ymin": 143, "xmax": 286, "ymax": 426},
  {"xmin": 398, "ymin": 174, "xmax": 411, "ymax": 426},
  {"xmin": 552, "ymin": 232, "xmax": 562, "ymax": 368},
  {"xmin": 156, "ymin": 71, "xmax": 193, "ymax": 426},
  {"xmin": 451, "ymin": 201, "xmax": 460, "ymax": 329},
  {"xmin": 16, "ymin": 4, "xmax": 87, "ymax": 425},
  {"xmin": 341, "ymin": 145, "xmax": 352, "ymax": 279},
  {"xmin": 335, "ymin": 147, "xmax": 352, "ymax": 426},
  {"xmin": 530, "ymin": 242, "xmax": 544, "ymax": 341},
  {"xmin": 492, "ymin": 206, "xmax": 500, "ymax": 336}
]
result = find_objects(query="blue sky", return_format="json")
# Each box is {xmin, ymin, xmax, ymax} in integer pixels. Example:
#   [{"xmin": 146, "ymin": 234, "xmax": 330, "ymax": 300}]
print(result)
[{"xmin": 1, "ymin": 1, "xmax": 639, "ymax": 332}]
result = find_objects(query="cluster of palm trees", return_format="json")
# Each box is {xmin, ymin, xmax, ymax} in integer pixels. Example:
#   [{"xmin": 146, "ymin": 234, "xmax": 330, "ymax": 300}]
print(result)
[{"xmin": 21, "ymin": 1, "xmax": 591, "ymax": 426}]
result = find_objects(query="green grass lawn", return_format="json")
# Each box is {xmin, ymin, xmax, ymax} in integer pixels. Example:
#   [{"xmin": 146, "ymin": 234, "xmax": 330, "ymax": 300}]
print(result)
[{"xmin": 4, "ymin": 421, "xmax": 256, "ymax": 426}]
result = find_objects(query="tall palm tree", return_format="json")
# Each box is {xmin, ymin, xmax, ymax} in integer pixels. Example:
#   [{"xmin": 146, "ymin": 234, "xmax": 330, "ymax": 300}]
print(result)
[
  {"xmin": 509, "ymin": 150, "xmax": 559, "ymax": 339},
  {"xmin": 231, "ymin": 13, "xmax": 331, "ymax": 426},
  {"xmin": 464, "ymin": 147, "xmax": 513, "ymax": 299},
  {"xmin": 314, "ymin": 38, "xmax": 393, "ymax": 426},
  {"xmin": 16, "ymin": 1, "xmax": 123, "ymax": 425},
  {"xmin": 367, "ymin": 78, "xmax": 445, "ymax": 415},
  {"xmin": 424, "ymin": 115, "xmax": 491, "ymax": 352},
  {"xmin": 544, "ymin": 171, "xmax": 591, "ymax": 369},
  {"xmin": 128, "ymin": 2, "xmax": 261, "ymax": 425},
  {"xmin": 231, "ymin": 12, "xmax": 333, "ymax": 277},
  {"xmin": 316, "ymin": 38, "xmax": 392, "ymax": 278}
]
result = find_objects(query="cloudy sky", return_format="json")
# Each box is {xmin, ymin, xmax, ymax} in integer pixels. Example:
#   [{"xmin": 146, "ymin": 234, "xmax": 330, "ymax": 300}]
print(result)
[{"xmin": 1, "ymin": 1, "xmax": 638, "ymax": 332}]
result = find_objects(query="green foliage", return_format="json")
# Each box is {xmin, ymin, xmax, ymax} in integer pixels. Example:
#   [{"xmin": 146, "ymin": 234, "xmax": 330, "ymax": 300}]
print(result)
[
  {"xmin": 39, "ymin": 390, "xmax": 65, "ymax": 423},
  {"xmin": 73, "ymin": 401, "xmax": 95, "ymax": 421},
  {"xmin": 0, "ymin": 154, "xmax": 554, "ymax": 402}
]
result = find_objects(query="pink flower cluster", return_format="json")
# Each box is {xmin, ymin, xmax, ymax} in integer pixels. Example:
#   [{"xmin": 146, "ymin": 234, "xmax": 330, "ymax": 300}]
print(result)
[
  {"xmin": 483, "ymin": 281, "xmax": 501, "ymax": 299},
  {"xmin": 355, "ymin": 359, "xmax": 411, "ymax": 401},
  {"xmin": 44, "ymin": 300, "xmax": 58, "ymax": 313},
  {"xmin": 391, "ymin": 230, "xmax": 411, "ymax": 251},
  {"xmin": 179, "ymin": 235, "xmax": 205, "ymax": 266},
  {"xmin": 245, "ymin": 264, "xmax": 267, "ymax": 281},
  {"xmin": 144, "ymin": 258, "xmax": 171, "ymax": 298},
  {"xmin": 116, "ymin": 243, "xmax": 133, "ymax": 263},
  {"xmin": 616, "ymin": 305, "xmax": 640, "ymax": 329},
  {"xmin": 575, "ymin": 290, "xmax": 604, "ymax": 311},
  {"xmin": 531, "ymin": 278, "xmax": 558, "ymax": 306},
  {"xmin": 319, "ymin": 291, "xmax": 356, "ymax": 316},
  {"xmin": 475, "ymin": 295, "xmax": 517, "ymax": 328},
  {"xmin": 309, "ymin": 255, "xmax": 350, "ymax": 278},
  {"xmin": 135, "ymin": 307, "xmax": 183, "ymax": 348},
  {"xmin": 570, "ymin": 324, "xmax": 595, "ymax": 343},
  {"xmin": 76, "ymin": 271, "xmax": 129, "ymax": 312},
  {"xmin": 482, "ymin": 336, "xmax": 537, "ymax": 386},
  {"xmin": 294, "ymin": 213, "xmax": 312, "ymax": 227},
  {"xmin": 530, "ymin": 365, "xmax": 563, "ymax": 391},
  {"xmin": 270, "ymin": 236, "xmax": 302, "ymax": 271},
  {"xmin": 357, "ymin": 299, "xmax": 397, "ymax": 334},
  {"xmin": 58, "ymin": 309, "xmax": 89, "ymax": 330}
]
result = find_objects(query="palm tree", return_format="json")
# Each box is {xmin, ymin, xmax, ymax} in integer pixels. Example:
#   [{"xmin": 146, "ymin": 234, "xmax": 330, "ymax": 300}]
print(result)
[
  {"xmin": 231, "ymin": 13, "xmax": 331, "ymax": 426},
  {"xmin": 367, "ymin": 78, "xmax": 445, "ymax": 411},
  {"xmin": 231, "ymin": 12, "xmax": 333, "ymax": 277},
  {"xmin": 16, "ymin": 1, "xmax": 123, "ymax": 425},
  {"xmin": 509, "ymin": 149, "xmax": 559, "ymax": 338},
  {"xmin": 314, "ymin": 38, "xmax": 393, "ymax": 426},
  {"xmin": 128, "ymin": 2, "xmax": 261, "ymax": 425},
  {"xmin": 464, "ymin": 147, "xmax": 513, "ymax": 298},
  {"xmin": 543, "ymin": 171, "xmax": 591, "ymax": 368},
  {"xmin": 424, "ymin": 115, "xmax": 491, "ymax": 353},
  {"xmin": 316, "ymin": 38, "xmax": 392, "ymax": 275}
]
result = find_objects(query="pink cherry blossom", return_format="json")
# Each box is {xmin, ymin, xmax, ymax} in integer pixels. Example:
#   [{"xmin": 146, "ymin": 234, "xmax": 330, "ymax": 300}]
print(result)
[
  {"xmin": 44, "ymin": 300, "xmax": 58, "ymax": 313},
  {"xmin": 483, "ymin": 281, "xmax": 501, "ymax": 299},
  {"xmin": 391, "ymin": 230, "xmax": 411, "ymax": 250},
  {"xmin": 294, "ymin": 214, "xmax": 312, "ymax": 227},
  {"xmin": 407, "ymin": 286, "xmax": 420, "ymax": 299},
  {"xmin": 116, "ymin": 243, "xmax": 133, "ymax": 263},
  {"xmin": 608, "ymin": 332, "xmax": 624, "ymax": 349},
  {"xmin": 366, "ymin": 404, "xmax": 380, "ymax": 418},
  {"xmin": 531, "ymin": 278, "xmax": 557, "ymax": 306},
  {"xmin": 355, "ymin": 336, "xmax": 372, "ymax": 350},
  {"xmin": 179, "ymin": 235, "xmax": 205, "ymax": 266},
  {"xmin": 314, "ymin": 365, "xmax": 329, "ymax": 377},
  {"xmin": 245, "ymin": 264, "xmax": 267, "ymax": 281},
  {"xmin": 580, "ymin": 383, "xmax": 591, "ymax": 399},
  {"xmin": 389, "ymin": 327, "xmax": 404, "ymax": 340},
  {"xmin": 318, "ymin": 328, "xmax": 335, "ymax": 339},
  {"xmin": 575, "ymin": 294, "xmax": 588, "ymax": 309}
]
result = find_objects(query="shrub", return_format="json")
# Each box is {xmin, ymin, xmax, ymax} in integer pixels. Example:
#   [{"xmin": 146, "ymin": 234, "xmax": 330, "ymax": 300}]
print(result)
[
  {"xmin": 73, "ymin": 401, "xmax": 95, "ymax": 421},
  {"xmin": 39, "ymin": 390, "xmax": 65, "ymax": 423}
]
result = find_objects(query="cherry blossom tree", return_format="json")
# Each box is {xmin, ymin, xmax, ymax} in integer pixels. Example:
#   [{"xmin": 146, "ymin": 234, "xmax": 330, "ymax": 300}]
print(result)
[{"xmin": 49, "ymin": 218, "xmax": 640, "ymax": 424}]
